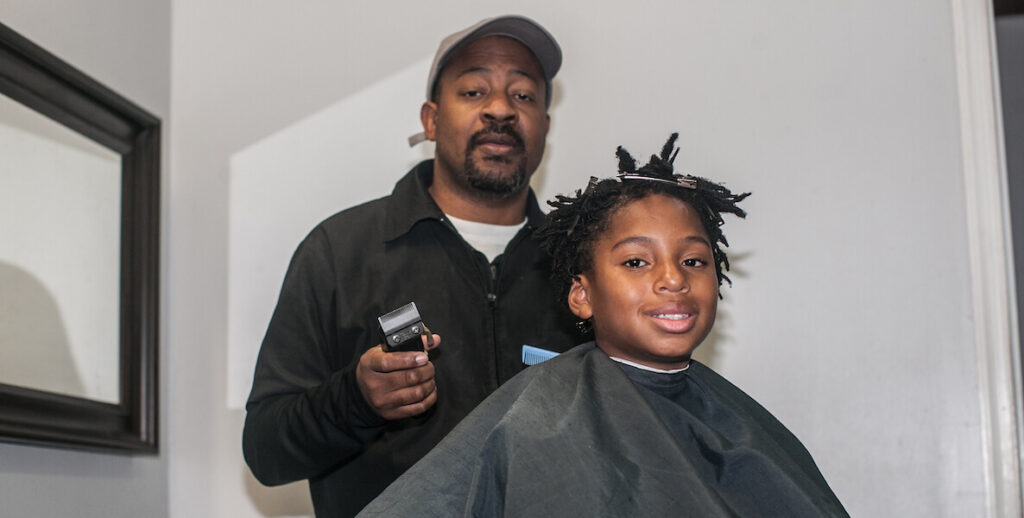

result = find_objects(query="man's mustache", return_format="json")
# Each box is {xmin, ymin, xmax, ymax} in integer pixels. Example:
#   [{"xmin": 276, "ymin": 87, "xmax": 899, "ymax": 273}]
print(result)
[{"xmin": 468, "ymin": 124, "xmax": 525, "ymax": 151}]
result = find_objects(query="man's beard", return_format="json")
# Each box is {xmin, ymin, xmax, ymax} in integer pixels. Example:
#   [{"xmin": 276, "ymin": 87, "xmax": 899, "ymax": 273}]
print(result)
[{"xmin": 461, "ymin": 124, "xmax": 530, "ymax": 199}]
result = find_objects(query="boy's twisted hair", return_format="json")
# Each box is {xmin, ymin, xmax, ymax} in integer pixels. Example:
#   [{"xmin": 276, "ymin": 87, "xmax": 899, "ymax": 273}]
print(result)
[{"xmin": 535, "ymin": 133, "xmax": 750, "ymax": 302}]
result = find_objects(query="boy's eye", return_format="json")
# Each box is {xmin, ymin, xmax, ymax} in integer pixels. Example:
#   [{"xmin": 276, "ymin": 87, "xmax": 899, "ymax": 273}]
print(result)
[
  {"xmin": 682, "ymin": 258, "xmax": 706, "ymax": 267},
  {"xmin": 623, "ymin": 258, "xmax": 648, "ymax": 268}
]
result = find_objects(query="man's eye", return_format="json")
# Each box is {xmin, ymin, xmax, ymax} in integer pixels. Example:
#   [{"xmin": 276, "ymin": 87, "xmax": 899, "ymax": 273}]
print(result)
[
  {"xmin": 513, "ymin": 93, "xmax": 534, "ymax": 102},
  {"xmin": 463, "ymin": 90, "xmax": 482, "ymax": 97},
  {"xmin": 682, "ymin": 258, "xmax": 706, "ymax": 267},
  {"xmin": 623, "ymin": 258, "xmax": 647, "ymax": 268}
]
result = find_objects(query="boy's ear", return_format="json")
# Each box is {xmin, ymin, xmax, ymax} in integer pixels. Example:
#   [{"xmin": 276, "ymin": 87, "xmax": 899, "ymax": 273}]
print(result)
[{"xmin": 567, "ymin": 275, "xmax": 593, "ymax": 320}]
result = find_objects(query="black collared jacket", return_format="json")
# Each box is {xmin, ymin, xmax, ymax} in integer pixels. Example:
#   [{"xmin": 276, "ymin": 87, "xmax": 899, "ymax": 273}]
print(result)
[{"xmin": 242, "ymin": 160, "xmax": 580, "ymax": 517}]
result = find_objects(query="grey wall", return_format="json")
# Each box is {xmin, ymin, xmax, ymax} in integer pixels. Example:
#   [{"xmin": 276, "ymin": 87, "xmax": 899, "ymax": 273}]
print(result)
[
  {"xmin": 997, "ymin": 15, "xmax": 1024, "ymax": 380},
  {"xmin": 0, "ymin": 1, "xmax": 171, "ymax": 517}
]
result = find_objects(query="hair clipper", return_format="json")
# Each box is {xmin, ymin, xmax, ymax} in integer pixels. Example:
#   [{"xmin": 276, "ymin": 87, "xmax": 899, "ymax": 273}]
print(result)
[{"xmin": 378, "ymin": 302, "xmax": 433, "ymax": 352}]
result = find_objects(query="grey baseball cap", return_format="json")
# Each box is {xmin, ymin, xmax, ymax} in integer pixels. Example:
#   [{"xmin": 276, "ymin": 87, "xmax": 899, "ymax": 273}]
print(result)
[{"xmin": 409, "ymin": 15, "xmax": 562, "ymax": 146}]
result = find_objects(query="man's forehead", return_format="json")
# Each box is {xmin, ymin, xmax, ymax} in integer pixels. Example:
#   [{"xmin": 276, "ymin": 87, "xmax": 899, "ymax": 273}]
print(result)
[{"xmin": 442, "ymin": 36, "xmax": 544, "ymax": 77}]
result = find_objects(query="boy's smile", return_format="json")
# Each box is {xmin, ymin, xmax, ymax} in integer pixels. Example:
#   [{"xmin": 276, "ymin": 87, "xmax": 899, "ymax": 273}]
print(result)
[{"xmin": 568, "ymin": 194, "xmax": 719, "ymax": 370}]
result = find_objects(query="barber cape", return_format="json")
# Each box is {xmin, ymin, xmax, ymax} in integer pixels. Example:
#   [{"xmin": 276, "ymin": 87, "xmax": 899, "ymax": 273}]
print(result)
[{"xmin": 358, "ymin": 342, "xmax": 848, "ymax": 517}]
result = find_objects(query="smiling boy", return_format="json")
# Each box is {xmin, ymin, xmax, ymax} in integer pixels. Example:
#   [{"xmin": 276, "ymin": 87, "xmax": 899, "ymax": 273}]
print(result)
[
  {"xmin": 569, "ymin": 194, "xmax": 720, "ymax": 369},
  {"xmin": 358, "ymin": 135, "xmax": 848, "ymax": 517}
]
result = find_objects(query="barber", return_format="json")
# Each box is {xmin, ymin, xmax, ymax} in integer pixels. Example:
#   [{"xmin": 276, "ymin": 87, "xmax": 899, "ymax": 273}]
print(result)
[{"xmin": 242, "ymin": 15, "xmax": 578, "ymax": 517}]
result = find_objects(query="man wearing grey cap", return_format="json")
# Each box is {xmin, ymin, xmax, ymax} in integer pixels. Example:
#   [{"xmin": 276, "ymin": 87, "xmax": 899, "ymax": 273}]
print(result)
[{"xmin": 242, "ymin": 15, "xmax": 579, "ymax": 517}]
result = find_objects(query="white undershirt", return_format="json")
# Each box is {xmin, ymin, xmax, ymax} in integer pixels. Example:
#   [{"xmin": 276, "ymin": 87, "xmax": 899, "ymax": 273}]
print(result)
[
  {"xmin": 445, "ymin": 214, "xmax": 526, "ymax": 263},
  {"xmin": 610, "ymin": 356, "xmax": 691, "ymax": 374}
]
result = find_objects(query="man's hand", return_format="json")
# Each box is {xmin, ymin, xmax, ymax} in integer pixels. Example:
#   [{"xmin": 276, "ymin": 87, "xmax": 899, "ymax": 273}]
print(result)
[{"xmin": 356, "ymin": 334, "xmax": 440, "ymax": 420}]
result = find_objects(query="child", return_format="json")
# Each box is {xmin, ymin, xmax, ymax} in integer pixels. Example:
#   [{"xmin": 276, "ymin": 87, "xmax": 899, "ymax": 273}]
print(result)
[{"xmin": 358, "ymin": 134, "xmax": 848, "ymax": 517}]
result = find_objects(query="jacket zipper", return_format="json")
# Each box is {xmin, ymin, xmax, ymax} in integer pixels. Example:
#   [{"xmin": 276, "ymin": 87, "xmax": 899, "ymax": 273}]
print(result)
[{"xmin": 488, "ymin": 262, "xmax": 500, "ymax": 385}]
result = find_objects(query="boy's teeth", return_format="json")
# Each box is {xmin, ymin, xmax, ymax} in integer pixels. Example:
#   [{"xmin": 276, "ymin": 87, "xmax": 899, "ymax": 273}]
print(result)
[{"xmin": 655, "ymin": 314, "xmax": 688, "ymax": 320}]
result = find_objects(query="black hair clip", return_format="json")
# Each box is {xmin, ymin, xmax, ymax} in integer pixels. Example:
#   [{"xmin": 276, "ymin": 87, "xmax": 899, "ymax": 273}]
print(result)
[
  {"xmin": 616, "ymin": 174, "xmax": 697, "ymax": 190},
  {"xmin": 706, "ymin": 205, "xmax": 725, "ymax": 227},
  {"xmin": 565, "ymin": 214, "xmax": 581, "ymax": 236}
]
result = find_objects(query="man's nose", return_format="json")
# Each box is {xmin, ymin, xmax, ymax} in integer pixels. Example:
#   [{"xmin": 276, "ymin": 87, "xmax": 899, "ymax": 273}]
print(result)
[{"xmin": 482, "ymin": 94, "xmax": 516, "ymax": 124}]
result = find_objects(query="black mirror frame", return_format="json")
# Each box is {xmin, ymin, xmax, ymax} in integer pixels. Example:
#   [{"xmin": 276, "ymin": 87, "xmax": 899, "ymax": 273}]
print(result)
[{"xmin": 0, "ymin": 22, "xmax": 159, "ymax": 453}]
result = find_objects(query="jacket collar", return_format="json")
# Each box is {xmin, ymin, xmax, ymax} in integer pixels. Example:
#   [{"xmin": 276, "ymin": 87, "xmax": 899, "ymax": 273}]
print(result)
[
  {"xmin": 384, "ymin": 159, "xmax": 548, "ymax": 241},
  {"xmin": 383, "ymin": 160, "xmax": 444, "ymax": 242}
]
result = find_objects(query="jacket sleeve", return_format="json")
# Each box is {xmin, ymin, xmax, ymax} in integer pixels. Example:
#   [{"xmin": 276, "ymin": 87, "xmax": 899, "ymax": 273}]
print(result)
[{"xmin": 242, "ymin": 226, "xmax": 386, "ymax": 486}]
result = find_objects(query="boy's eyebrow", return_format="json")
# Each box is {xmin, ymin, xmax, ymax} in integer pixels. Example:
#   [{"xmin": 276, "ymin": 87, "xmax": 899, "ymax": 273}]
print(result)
[
  {"xmin": 610, "ymin": 236, "xmax": 653, "ymax": 250},
  {"xmin": 683, "ymin": 235, "xmax": 713, "ymax": 247},
  {"xmin": 610, "ymin": 235, "xmax": 711, "ymax": 250}
]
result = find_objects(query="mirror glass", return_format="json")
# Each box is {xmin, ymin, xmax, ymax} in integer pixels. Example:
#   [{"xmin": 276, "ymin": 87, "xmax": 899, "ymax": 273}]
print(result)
[{"xmin": 0, "ymin": 94, "xmax": 122, "ymax": 404}]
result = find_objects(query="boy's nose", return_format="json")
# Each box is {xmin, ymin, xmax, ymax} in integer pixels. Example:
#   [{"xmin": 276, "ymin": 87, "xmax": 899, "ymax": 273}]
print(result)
[{"xmin": 656, "ymin": 264, "xmax": 688, "ymax": 293}]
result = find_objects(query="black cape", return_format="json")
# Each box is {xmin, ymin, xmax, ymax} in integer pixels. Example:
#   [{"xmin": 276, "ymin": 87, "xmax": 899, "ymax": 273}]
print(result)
[{"xmin": 358, "ymin": 343, "xmax": 848, "ymax": 517}]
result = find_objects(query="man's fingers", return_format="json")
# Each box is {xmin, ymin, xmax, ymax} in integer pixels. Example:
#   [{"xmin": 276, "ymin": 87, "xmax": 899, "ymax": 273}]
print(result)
[
  {"xmin": 392, "ymin": 386, "xmax": 439, "ymax": 418},
  {"xmin": 365, "ymin": 376, "xmax": 437, "ymax": 420},
  {"xmin": 356, "ymin": 341, "xmax": 441, "ymax": 420},
  {"xmin": 377, "ymin": 379, "xmax": 437, "ymax": 409},
  {"xmin": 357, "ymin": 356, "xmax": 436, "ymax": 405},
  {"xmin": 363, "ymin": 345, "xmax": 429, "ymax": 373},
  {"xmin": 422, "ymin": 333, "xmax": 441, "ymax": 351}
]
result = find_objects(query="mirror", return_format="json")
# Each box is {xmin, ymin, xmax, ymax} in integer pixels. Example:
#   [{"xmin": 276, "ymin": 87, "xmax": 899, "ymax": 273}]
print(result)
[
  {"xmin": 0, "ymin": 95, "xmax": 123, "ymax": 404},
  {"xmin": 0, "ymin": 21, "xmax": 159, "ymax": 452}
]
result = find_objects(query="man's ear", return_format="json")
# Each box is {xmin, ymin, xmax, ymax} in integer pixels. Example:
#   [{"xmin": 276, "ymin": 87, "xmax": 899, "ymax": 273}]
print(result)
[
  {"xmin": 567, "ymin": 275, "xmax": 593, "ymax": 320},
  {"xmin": 420, "ymin": 102, "xmax": 438, "ymax": 141}
]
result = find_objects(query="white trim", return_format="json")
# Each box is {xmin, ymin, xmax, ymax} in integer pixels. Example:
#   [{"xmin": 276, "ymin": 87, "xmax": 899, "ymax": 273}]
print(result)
[
  {"xmin": 951, "ymin": 1, "xmax": 1023, "ymax": 516},
  {"xmin": 608, "ymin": 356, "xmax": 691, "ymax": 374}
]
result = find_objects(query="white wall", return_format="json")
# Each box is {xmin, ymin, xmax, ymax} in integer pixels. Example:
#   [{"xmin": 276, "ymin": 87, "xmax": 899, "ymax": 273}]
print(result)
[
  {"xmin": 226, "ymin": 59, "xmax": 433, "ymax": 409},
  {"xmin": 169, "ymin": 2, "xmax": 1002, "ymax": 517},
  {"xmin": 4, "ymin": 2, "xmax": 1002, "ymax": 516},
  {"xmin": 0, "ymin": 1, "xmax": 171, "ymax": 517}
]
